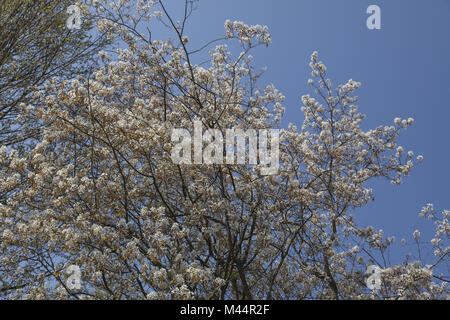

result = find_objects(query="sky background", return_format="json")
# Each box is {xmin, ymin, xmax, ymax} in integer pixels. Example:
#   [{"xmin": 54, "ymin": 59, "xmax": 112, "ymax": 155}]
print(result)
[{"xmin": 147, "ymin": 0, "xmax": 450, "ymax": 270}]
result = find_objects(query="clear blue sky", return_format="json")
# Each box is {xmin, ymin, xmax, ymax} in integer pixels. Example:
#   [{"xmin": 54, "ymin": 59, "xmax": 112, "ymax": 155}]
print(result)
[{"xmin": 153, "ymin": 0, "xmax": 450, "ymax": 268}]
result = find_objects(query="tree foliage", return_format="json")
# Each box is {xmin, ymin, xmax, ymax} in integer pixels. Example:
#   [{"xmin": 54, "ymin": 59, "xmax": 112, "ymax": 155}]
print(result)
[{"xmin": 0, "ymin": 0, "xmax": 448, "ymax": 299}]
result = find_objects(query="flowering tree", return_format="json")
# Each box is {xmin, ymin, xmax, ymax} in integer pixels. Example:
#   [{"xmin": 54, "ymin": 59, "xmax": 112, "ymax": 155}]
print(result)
[
  {"xmin": 0, "ymin": 0, "xmax": 448, "ymax": 299},
  {"xmin": 0, "ymin": 0, "xmax": 109, "ymax": 150}
]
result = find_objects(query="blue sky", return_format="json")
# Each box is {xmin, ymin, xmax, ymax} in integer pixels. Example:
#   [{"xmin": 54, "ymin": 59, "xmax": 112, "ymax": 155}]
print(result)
[{"xmin": 148, "ymin": 1, "xmax": 450, "ymax": 268}]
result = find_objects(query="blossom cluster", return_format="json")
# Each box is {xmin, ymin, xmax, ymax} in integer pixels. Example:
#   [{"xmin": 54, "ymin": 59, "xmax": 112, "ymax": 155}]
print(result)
[{"xmin": 0, "ymin": 0, "xmax": 447, "ymax": 300}]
